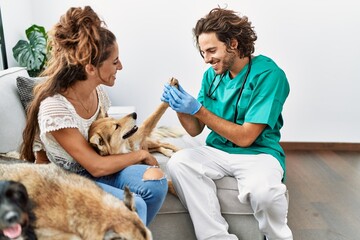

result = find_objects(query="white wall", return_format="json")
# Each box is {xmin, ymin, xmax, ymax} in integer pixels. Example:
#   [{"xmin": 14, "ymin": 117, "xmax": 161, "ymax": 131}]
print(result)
[{"xmin": 1, "ymin": 0, "xmax": 359, "ymax": 143}]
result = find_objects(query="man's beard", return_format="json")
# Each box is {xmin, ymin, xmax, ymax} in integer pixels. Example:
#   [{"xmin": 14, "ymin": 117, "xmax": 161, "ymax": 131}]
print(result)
[{"xmin": 218, "ymin": 51, "xmax": 236, "ymax": 75}]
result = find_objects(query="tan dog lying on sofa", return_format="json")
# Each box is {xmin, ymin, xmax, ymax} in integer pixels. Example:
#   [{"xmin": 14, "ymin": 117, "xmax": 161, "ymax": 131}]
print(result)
[
  {"xmin": 88, "ymin": 78, "xmax": 181, "ymax": 196},
  {"xmin": 0, "ymin": 159, "xmax": 152, "ymax": 240}
]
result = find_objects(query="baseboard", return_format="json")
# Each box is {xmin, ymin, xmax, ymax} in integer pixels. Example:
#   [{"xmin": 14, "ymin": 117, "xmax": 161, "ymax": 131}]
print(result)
[{"xmin": 280, "ymin": 142, "xmax": 360, "ymax": 151}]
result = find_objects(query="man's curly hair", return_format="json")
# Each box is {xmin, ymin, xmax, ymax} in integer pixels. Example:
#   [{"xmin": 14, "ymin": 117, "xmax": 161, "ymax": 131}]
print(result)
[{"xmin": 193, "ymin": 7, "xmax": 257, "ymax": 59}]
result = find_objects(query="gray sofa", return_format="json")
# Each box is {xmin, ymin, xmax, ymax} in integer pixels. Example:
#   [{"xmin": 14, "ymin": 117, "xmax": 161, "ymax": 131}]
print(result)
[{"xmin": 0, "ymin": 67, "xmax": 264, "ymax": 240}]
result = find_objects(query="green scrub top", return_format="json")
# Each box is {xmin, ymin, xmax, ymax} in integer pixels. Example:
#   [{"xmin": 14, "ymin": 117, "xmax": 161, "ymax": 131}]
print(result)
[{"xmin": 197, "ymin": 55, "xmax": 290, "ymax": 178}]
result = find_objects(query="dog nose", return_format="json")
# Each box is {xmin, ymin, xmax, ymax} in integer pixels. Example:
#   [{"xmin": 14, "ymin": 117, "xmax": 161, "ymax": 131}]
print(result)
[
  {"xmin": 131, "ymin": 112, "xmax": 137, "ymax": 120},
  {"xmin": 3, "ymin": 211, "xmax": 20, "ymax": 225}
]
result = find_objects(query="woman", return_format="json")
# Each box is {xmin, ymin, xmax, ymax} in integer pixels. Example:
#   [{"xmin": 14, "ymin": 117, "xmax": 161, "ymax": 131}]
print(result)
[{"xmin": 20, "ymin": 6, "xmax": 168, "ymax": 226}]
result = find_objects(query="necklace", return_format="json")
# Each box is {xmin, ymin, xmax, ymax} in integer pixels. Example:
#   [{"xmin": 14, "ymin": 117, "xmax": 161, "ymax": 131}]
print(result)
[{"xmin": 71, "ymin": 86, "xmax": 93, "ymax": 113}]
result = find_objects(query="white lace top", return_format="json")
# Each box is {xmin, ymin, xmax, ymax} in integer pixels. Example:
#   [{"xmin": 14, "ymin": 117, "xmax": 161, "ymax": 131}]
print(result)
[{"xmin": 37, "ymin": 86, "xmax": 110, "ymax": 173}]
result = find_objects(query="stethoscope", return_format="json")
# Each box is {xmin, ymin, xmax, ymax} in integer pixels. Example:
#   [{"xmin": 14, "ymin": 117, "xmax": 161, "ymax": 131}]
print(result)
[{"xmin": 206, "ymin": 56, "xmax": 252, "ymax": 123}]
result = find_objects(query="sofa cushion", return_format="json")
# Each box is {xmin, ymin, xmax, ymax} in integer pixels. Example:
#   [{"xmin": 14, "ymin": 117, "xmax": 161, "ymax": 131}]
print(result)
[
  {"xmin": 0, "ymin": 67, "xmax": 29, "ymax": 153},
  {"xmin": 16, "ymin": 76, "xmax": 37, "ymax": 110}
]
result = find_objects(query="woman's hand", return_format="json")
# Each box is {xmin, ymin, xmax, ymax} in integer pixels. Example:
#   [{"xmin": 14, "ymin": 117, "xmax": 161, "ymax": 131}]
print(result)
[{"xmin": 140, "ymin": 150, "xmax": 159, "ymax": 167}]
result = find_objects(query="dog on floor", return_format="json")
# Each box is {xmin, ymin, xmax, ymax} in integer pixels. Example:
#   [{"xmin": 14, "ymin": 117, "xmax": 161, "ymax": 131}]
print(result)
[
  {"xmin": 0, "ymin": 180, "xmax": 37, "ymax": 240},
  {"xmin": 0, "ymin": 159, "xmax": 152, "ymax": 240},
  {"xmin": 88, "ymin": 78, "xmax": 182, "ymax": 196}
]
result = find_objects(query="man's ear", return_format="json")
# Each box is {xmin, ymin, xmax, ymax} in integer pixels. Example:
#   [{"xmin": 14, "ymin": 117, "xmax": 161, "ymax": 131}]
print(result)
[
  {"xmin": 230, "ymin": 38, "xmax": 238, "ymax": 50},
  {"xmin": 85, "ymin": 64, "xmax": 97, "ymax": 76}
]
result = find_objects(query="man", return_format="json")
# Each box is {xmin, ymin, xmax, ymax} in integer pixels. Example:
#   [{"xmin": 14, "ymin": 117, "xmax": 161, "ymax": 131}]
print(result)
[{"xmin": 161, "ymin": 7, "xmax": 293, "ymax": 240}]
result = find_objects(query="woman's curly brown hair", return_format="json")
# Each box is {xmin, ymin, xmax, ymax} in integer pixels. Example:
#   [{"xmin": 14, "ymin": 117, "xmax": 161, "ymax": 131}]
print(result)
[
  {"xmin": 193, "ymin": 7, "xmax": 257, "ymax": 59},
  {"xmin": 20, "ymin": 6, "xmax": 116, "ymax": 162}
]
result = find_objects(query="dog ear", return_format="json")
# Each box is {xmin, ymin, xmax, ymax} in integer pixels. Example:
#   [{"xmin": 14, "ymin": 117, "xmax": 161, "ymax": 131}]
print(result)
[
  {"xmin": 89, "ymin": 133, "xmax": 103, "ymax": 146},
  {"xmin": 89, "ymin": 134, "xmax": 106, "ymax": 156},
  {"xmin": 124, "ymin": 186, "xmax": 136, "ymax": 212}
]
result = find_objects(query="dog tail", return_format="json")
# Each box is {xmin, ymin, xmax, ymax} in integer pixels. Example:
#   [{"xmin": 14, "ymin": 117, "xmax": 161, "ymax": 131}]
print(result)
[{"xmin": 150, "ymin": 126, "xmax": 185, "ymax": 140}]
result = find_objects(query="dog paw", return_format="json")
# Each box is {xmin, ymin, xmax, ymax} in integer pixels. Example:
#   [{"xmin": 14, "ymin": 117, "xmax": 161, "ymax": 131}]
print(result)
[
  {"xmin": 160, "ymin": 148, "xmax": 174, "ymax": 157},
  {"xmin": 169, "ymin": 77, "xmax": 179, "ymax": 88}
]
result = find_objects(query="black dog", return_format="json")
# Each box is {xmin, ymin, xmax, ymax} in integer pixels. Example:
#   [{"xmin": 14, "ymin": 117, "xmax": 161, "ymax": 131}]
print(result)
[{"xmin": 0, "ymin": 180, "xmax": 36, "ymax": 240}]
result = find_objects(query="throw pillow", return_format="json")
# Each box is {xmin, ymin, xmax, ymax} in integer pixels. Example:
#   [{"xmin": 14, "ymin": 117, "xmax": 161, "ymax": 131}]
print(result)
[{"xmin": 16, "ymin": 76, "xmax": 37, "ymax": 110}]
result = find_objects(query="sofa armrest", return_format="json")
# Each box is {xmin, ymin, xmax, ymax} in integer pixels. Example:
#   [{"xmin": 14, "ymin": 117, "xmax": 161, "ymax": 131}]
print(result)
[
  {"xmin": 108, "ymin": 106, "xmax": 136, "ymax": 119},
  {"xmin": 0, "ymin": 67, "xmax": 29, "ymax": 153}
]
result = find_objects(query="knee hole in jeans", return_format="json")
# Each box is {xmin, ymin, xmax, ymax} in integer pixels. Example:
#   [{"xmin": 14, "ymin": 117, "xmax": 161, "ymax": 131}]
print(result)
[{"xmin": 143, "ymin": 167, "xmax": 165, "ymax": 180}]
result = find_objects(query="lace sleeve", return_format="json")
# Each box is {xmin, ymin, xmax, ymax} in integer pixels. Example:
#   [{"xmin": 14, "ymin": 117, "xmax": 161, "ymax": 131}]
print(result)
[
  {"xmin": 38, "ymin": 95, "xmax": 78, "ymax": 134},
  {"xmin": 37, "ymin": 95, "xmax": 85, "ymax": 173},
  {"xmin": 37, "ymin": 89, "xmax": 110, "ymax": 174}
]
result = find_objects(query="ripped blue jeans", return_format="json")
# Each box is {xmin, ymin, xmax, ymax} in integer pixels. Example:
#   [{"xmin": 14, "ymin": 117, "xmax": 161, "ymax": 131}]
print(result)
[{"xmin": 79, "ymin": 164, "xmax": 168, "ymax": 225}]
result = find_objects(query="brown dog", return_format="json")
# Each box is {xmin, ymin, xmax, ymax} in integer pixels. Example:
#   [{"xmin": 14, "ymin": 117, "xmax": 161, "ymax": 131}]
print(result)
[
  {"xmin": 0, "ymin": 159, "xmax": 152, "ymax": 240},
  {"xmin": 89, "ymin": 78, "xmax": 181, "ymax": 157},
  {"xmin": 88, "ymin": 78, "xmax": 181, "ymax": 196}
]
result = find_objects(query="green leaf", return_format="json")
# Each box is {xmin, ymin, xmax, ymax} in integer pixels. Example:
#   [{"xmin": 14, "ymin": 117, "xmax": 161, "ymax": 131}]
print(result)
[
  {"xmin": 25, "ymin": 24, "xmax": 47, "ymax": 40},
  {"xmin": 12, "ymin": 24, "xmax": 47, "ymax": 77}
]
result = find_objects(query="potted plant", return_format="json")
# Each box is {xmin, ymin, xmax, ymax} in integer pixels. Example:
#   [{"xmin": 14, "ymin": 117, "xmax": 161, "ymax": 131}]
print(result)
[{"xmin": 12, "ymin": 24, "xmax": 47, "ymax": 77}]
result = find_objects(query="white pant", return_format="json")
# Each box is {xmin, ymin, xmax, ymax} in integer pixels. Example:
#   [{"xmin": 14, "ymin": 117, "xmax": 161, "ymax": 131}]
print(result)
[{"xmin": 167, "ymin": 146, "xmax": 293, "ymax": 240}]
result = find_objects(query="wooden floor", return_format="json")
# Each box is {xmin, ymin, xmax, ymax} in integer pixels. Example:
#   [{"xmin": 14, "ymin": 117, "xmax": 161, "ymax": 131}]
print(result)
[{"xmin": 285, "ymin": 150, "xmax": 360, "ymax": 240}]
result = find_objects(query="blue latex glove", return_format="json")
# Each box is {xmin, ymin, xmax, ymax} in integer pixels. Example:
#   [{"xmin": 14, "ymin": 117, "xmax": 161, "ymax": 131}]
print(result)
[
  {"xmin": 160, "ymin": 83, "xmax": 171, "ymax": 103},
  {"xmin": 167, "ymin": 84, "xmax": 202, "ymax": 115}
]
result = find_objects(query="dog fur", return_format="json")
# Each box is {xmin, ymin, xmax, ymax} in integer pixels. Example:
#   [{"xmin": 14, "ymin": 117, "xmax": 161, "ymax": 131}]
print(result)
[
  {"xmin": 0, "ymin": 180, "xmax": 37, "ymax": 240},
  {"xmin": 0, "ymin": 159, "xmax": 152, "ymax": 240},
  {"xmin": 88, "ymin": 78, "xmax": 182, "ymax": 158},
  {"xmin": 88, "ymin": 78, "xmax": 182, "ymax": 196}
]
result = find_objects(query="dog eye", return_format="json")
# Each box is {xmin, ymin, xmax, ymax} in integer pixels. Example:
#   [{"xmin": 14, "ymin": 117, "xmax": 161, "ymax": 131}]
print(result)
[
  {"xmin": 115, "ymin": 124, "xmax": 120, "ymax": 130},
  {"xmin": 6, "ymin": 188, "xmax": 28, "ymax": 205}
]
